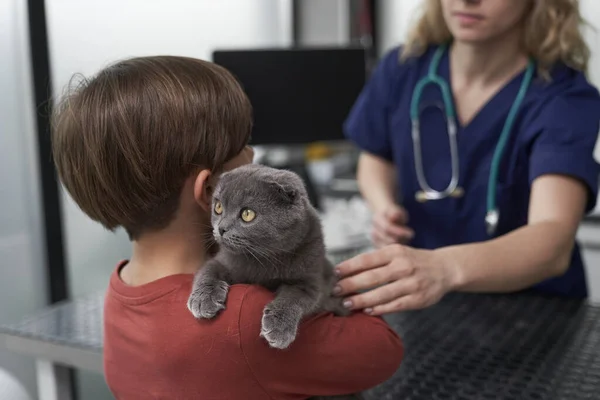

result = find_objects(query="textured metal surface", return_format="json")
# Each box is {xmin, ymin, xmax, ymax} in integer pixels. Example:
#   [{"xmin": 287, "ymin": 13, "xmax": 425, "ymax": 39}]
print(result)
[
  {"xmin": 3, "ymin": 284, "xmax": 600, "ymax": 399},
  {"xmin": 364, "ymin": 291, "xmax": 600, "ymax": 400},
  {"xmin": 0, "ymin": 292, "xmax": 103, "ymax": 352}
]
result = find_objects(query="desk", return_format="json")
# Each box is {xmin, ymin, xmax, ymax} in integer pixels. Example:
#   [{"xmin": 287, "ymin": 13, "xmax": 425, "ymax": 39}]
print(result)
[
  {"xmin": 3, "ymin": 290, "xmax": 600, "ymax": 399},
  {"xmin": 0, "ymin": 292, "xmax": 103, "ymax": 400},
  {"xmin": 368, "ymin": 292, "xmax": 600, "ymax": 400}
]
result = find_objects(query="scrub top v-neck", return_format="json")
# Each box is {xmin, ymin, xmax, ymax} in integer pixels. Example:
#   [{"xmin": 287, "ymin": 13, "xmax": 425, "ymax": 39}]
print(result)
[{"xmin": 344, "ymin": 45, "xmax": 600, "ymax": 298}]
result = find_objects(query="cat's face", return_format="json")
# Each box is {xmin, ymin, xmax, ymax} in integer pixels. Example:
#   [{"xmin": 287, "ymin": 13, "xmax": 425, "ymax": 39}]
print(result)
[{"xmin": 210, "ymin": 164, "xmax": 310, "ymax": 256}]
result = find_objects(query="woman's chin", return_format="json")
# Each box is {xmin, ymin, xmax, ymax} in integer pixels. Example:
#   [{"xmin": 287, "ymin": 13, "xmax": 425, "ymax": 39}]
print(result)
[{"xmin": 451, "ymin": 29, "xmax": 495, "ymax": 45}]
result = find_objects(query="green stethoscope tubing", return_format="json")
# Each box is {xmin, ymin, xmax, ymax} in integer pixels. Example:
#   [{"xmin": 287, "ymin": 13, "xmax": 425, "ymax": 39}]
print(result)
[{"xmin": 409, "ymin": 43, "xmax": 536, "ymax": 235}]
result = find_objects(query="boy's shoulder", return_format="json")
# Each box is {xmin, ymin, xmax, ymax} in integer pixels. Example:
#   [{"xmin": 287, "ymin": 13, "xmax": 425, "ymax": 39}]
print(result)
[
  {"xmin": 104, "ymin": 262, "xmax": 274, "ymax": 333},
  {"xmin": 103, "ymin": 270, "xmax": 280, "ymax": 398},
  {"xmin": 104, "ymin": 266, "xmax": 403, "ymax": 398}
]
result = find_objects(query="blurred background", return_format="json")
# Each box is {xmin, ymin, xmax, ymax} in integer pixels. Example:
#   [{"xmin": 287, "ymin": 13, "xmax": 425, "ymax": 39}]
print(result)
[{"xmin": 2, "ymin": 0, "xmax": 600, "ymax": 398}]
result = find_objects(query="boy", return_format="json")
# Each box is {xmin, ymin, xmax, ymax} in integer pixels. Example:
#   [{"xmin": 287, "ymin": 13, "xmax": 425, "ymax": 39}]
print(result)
[{"xmin": 51, "ymin": 55, "xmax": 403, "ymax": 399}]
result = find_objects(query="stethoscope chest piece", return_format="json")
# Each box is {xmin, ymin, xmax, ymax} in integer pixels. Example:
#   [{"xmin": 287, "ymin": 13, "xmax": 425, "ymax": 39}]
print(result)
[{"xmin": 485, "ymin": 209, "xmax": 499, "ymax": 236}]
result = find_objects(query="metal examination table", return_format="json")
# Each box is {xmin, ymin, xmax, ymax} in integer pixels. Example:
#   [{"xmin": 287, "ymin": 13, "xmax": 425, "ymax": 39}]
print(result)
[{"xmin": 2, "ymin": 289, "xmax": 600, "ymax": 400}]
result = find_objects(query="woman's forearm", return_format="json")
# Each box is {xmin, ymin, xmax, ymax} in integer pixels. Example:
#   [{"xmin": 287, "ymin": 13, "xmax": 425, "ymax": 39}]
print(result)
[
  {"xmin": 436, "ymin": 221, "xmax": 576, "ymax": 293},
  {"xmin": 357, "ymin": 152, "xmax": 397, "ymax": 212}
]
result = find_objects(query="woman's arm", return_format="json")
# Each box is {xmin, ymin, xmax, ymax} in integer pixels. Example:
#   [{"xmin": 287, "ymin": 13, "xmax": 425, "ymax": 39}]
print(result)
[
  {"xmin": 357, "ymin": 152, "xmax": 397, "ymax": 213},
  {"xmin": 358, "ymin": 152, "xmax": 415, "ymax": 245},
  {"xmin": 438, "ymin": 174, "xmax": 587, "ymax": 292},
  {"xmin": 442, "ymin": 92, "xmax": 599, "ymax": 292},
  {"xmin": 335, "ymin": 174, "xmax": 588, "ymax": 314}
]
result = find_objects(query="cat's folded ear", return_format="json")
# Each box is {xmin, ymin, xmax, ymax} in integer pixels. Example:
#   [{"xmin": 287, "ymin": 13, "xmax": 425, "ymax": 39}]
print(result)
[
  {"xmin": 268, "ymin": 180, "xmax": 298, "ymax": 203},
  {"xmin": 265, "ymin": 170, "xmax": 304, "ymax": 204}
]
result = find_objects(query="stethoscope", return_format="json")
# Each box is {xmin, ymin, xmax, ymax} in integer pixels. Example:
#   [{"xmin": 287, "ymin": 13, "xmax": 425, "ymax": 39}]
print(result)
[{"xmin": 409, "ymin": 43, "xmax": 535, "ymax": 236}]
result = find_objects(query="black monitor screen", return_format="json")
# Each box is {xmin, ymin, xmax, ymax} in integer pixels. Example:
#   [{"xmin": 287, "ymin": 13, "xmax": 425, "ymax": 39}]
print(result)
[{"xmin": 212, "ymin": 47, "xmax": 367, "ymax": 145}]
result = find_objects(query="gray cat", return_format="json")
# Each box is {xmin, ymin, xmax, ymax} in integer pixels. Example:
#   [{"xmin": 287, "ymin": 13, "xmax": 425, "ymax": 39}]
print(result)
[{"xmin": 187, "ymin": 164, "xmax": 362, "ymax": 400}]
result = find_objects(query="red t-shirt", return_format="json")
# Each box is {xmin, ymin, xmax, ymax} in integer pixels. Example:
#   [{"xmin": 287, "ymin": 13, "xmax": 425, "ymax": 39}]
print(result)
[{"xmin": 104, "ymin": 262, "xmax": 404, "ymax": 399}]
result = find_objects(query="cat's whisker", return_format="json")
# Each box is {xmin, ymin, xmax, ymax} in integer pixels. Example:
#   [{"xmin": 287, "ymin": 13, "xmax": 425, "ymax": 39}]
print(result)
[
  {"xmin": 223, "ymin": 237, "xmax": 251, "ymax": 254},
  {"xmin": 201, "ymin": 236, "xmax": 217, "ymax": 245},
  {"xmin": 229, "ymin": 238, "xmax": 278, "ymax": 266},
  {"xmin": 225, "ymin": 236, "xmax": 244, "ymax": 247},
  {"xmin": 254, "ymin": 250, "xmax": 283, "ymax": 267},
  {"xmin": 204, "ymin": 240, "xmax": 217, "ymax": 252},
  {"xmin": 260, "ymin": 245, "xmax": 296, "ymax": 255},
  {"xmin": 246, "ymin": 246, "xmax": 283, "ymax": 275},
  {"xmin": 248, "ymin": 247, "xmax": 275, "ymax": 264},
  {"xmin": 251, "ymin": 244, "xmax": 287, "ymax": 262},
  {"xmin": 246, "ymin": 247, "xmax": 269, "ymax": 271},
  {"xmin": 191, "ymin": 222, "xmax": 216, "ymax": 231}
]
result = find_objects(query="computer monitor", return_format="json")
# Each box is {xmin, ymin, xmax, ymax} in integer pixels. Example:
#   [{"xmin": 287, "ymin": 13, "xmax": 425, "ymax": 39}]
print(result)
[{"xmin": 212, "ymin": 47, "xmax": 367, "ymax": 146}]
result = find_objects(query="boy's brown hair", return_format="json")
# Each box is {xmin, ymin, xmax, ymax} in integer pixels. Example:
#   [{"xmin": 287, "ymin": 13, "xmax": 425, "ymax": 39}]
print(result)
[{"xmin": 51, "ymin": 56, "xmax": 252, "ymax": 239}]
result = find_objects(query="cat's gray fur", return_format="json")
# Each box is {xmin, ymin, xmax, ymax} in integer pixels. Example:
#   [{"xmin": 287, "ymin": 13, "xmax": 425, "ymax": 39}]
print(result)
[{"xmin": 187, "ymin": 164, "xmax": 362, "ymax": 400}]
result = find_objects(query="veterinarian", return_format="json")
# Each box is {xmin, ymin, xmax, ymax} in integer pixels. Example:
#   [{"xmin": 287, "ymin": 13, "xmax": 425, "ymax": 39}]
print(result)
[{"xmin": 335, "ymin": 0, "xmax": 600, "ymax": 315}]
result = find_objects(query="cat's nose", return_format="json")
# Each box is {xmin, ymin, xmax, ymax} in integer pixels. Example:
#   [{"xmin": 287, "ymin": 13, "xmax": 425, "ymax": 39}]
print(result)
[{"xmin": 219, "ymin": 227, "xmax": 227, "ymax": 236}]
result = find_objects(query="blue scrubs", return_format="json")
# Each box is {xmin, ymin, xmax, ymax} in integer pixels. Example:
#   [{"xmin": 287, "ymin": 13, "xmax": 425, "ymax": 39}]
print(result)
[{"xmin": 344, "ymin": 45, "xmax": 600, "ymax": 298}]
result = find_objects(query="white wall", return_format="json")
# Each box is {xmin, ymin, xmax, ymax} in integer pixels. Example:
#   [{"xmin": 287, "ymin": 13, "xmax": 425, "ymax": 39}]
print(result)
[
  {"xmin": 581, "ymin": 1, "xmax": 600, "ymax": 94},
  {"xmin": 45, "ymin": 1, "xmax": 292, "ymax": 398},
  {"xmin": 0, "ymin": 0, "xmax": 49, "ymax": 397},
  {"xmin": 377, "ymin": 0, "xmax": 422, "ymax": 56},
  {"xmin": 297, "ymin": 0, "xmax": 350, "ymax": 46}
]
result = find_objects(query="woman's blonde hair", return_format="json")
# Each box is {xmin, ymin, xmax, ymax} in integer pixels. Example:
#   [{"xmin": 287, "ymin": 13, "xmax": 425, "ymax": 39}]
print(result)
[{"xmin": 401, "ymin": 0, "xmax": 590, "ymax": 79}]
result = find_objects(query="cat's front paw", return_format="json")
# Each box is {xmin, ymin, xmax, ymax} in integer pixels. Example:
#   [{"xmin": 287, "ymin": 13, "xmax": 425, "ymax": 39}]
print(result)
[
  {"xmin": 324, "ymin": 296, "xmax": 352, "ymax": 317},
  {"xmin": 260, "ymin": 304, "xmax": 301, "ymax": 349},
  {"xmin": 187, "ymin": 280, "xmax": 229, "ymax": 319}
]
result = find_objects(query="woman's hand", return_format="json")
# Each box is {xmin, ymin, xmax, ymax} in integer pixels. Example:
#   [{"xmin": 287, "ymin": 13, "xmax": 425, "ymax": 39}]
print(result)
[
  {"xmin": 334, "ymin": 244, "xmax": 459, "ymax": 315},
  {"xmin": 371, "ymin": 205, "xmax": 415, "ymax": 248}
]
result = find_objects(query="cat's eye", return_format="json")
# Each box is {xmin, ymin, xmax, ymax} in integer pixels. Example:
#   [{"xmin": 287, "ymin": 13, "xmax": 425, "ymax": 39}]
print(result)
[
  {"xmin": 214, "ymin": 201, "xmax": 223, "ymax": 215},
  {"xmin": 240, "ymin": 208, "xmax": 256, "ymax": 222}
]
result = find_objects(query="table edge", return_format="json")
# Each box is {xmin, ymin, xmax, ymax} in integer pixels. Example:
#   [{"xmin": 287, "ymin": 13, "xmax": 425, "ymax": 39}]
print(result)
[{"xmin": 0, "ymin": 333, "xmax": 103, "ymax": 373}]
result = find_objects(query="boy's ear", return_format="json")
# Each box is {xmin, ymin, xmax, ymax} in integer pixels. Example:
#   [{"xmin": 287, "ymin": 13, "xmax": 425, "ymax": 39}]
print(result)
[{"xmin": 193, "ymin": 169, "xmax": 213, "ymax": 212}]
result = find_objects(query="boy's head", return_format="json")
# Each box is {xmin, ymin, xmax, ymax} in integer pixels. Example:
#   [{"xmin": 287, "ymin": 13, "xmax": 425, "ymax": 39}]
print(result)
[{"xmin": 52, "ymin": 55, "xmax": 252, "ymax": 240}]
